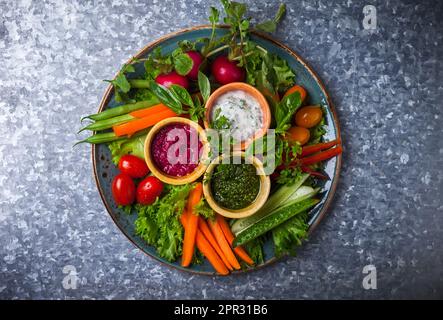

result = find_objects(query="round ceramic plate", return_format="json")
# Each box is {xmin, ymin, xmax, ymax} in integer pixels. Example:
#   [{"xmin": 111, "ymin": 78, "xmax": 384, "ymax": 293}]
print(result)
[{"xmin": 92, "ymin": 26, "xmax": 342, "ymax": 275}]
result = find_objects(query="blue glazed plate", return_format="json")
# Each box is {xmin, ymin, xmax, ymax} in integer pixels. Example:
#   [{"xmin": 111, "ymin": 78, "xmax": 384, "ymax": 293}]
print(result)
[{"xmin": 93, "ymin": 26, "xmax": 342, "ymax": 275}]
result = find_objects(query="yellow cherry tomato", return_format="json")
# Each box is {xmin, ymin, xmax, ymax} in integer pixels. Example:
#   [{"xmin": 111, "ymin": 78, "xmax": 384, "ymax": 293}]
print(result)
[
  {"xmin": 285, "ymin": 126, "xmax": 310, "ymax": 146},
  {"xmin": 295, "ymin": 106, "xmax": 323, "ymax": 128},
  {"xmin": 283, "ymin": 85, "xmax": 307, "ymax": 102}
]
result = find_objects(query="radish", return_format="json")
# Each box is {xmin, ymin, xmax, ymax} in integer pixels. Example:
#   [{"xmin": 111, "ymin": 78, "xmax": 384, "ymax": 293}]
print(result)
[
  {"xmin": 211, "ymin": 55, "xmax": 245, "ymax": 85},
  {"xmin": 185, "ymin": 51, "xmax": 204, "ymax": 80},
  {"xmin": 155, "ymin": 71, "xmax": 189, "ymax": 89}
]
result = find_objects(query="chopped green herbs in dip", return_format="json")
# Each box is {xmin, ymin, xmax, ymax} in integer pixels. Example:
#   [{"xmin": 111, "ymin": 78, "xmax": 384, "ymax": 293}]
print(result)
[
  {"xmin": 210, "ymin": 163, "xmax": 260, "ymax": 210},
  {"xmin": 211, "ymin": 90, "xmax": 263, "ymax": 142}
]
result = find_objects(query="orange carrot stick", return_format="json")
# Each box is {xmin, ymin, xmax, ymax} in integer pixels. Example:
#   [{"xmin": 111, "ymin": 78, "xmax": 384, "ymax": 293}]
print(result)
[
  {"xmin": 180, "ymin": 211, "xmax": 229, "ymax": 275},
  {"xmin": 209, "ymin": 219, "xmax": 241, "ymax": 270},
  {"xmin": 129, "ymin": 103, "xmax": 170, "ymax": 118},
  {"xmin": 181, "ymin": 183, "xmax": 203, "ymax": 267},
  {"xmin": 113, "ymin": 108, "xmax": 177, "ymax": 137},
  {"xmin": 195, "ymin": 232, "xmax": 229, "ymax": 275},
  {"xmin": 216, "ymin": 215, "xmax": 254, "ymax": 265},
  {"xmin": 198, "ymin": 218, "xmax": 233, "ymax": 271}
]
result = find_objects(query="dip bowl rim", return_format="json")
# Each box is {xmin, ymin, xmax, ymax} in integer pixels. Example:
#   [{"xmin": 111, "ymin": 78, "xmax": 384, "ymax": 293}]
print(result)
[
  {"xmin": 203, "ymin": 82, "xmax": 271, "ymax": 151},
  {"xmin": 144, "ymin": 117, "xmax": 210, "ymax": 185},
  {"xmin": 202, "ymin": 151, "xmax": 271, "ymax": 219}
]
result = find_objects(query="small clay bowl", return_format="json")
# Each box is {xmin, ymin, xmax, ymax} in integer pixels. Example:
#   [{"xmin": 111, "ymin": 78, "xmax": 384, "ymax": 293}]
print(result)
[
  {"xmin": 144, "ymin": 117, "xmax": 209, "ymax": 185},
  {"xmin": 202, "ymin": 151, "xmax": 271, "ymax": 219},
  {"xmin": 203, "ymin": 82, "xmax": 271, "ymax": 150}
]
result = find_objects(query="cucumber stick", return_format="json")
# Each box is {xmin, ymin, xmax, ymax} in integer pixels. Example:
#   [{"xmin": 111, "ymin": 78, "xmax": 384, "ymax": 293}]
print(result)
[
  {"xmin": 231, "ymin": 173, "xmax": 309, "ymax": 235},
  {"xmin": 233, "ymin": 197, "xmax": 320, "ymax": 247}
]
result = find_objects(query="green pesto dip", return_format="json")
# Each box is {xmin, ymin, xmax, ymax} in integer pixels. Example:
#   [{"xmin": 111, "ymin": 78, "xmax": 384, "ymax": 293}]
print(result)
[{"xmin": 210, "ymin": 163, "xmax": 260, "ymax": 210}]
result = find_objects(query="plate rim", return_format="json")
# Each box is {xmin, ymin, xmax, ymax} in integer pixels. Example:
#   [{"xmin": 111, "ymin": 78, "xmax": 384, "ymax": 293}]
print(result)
[{"xmin": 91, "ymin": 25, "xmax": 342, "ymax": 276}]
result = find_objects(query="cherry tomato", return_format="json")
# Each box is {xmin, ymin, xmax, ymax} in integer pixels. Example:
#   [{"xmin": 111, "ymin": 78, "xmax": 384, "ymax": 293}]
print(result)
[
  {"xmin": 118, "ymin": 155, "xmax": 150, "ymax": 178},
  {"xmin": 295, "ymin": 106, "xmax": 323, "ymax": 128},
  {"xmin": 112, "ymin": 173, "xmax": 136, "ymax": 206},
  {"xmin": 283, "ymin": 85, "xmax": 307, "ymax": 102},
  {"xmin": 185, "ymin": 51, "xmax": 204, "ymax": 80},
  {"xmin": 211, "ymin": 55, "xmax": 245, "ymax": 84},
  {"xmin": 136, "ymin": 176, "xmax": 164, "ymax": 205},
  {"xmin": 155, "ymin": 71, "xmax": 189, "ymax": 89},
  {"xmin": 285, "ymin": 126, "xmax": 310, "ymax": 146}
]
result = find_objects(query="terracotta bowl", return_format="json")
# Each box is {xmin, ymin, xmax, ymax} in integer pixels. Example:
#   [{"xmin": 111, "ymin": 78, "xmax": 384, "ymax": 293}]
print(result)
[
  {"xmin": 202, "ymin": 151, "xmax": 271, "ymax": 219},
  {"xmin": 203, "ymin": 82, "xmax": 271, "ymax": 150},
  {"xmin": 144, "ymin": 117, "xmax": 210, "ymax": 185}
]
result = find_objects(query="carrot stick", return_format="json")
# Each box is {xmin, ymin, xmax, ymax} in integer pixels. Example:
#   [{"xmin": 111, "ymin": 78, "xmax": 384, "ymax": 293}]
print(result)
[
  {"xmin": 180, "ymin": 211, "xmax": 229, "ymax": 275},
  {"xmin": 216, "ymin": 215, "xmax": 254, "ymax": 265},
  {"xmin": 113, "ymin": 108, "xmax": 177, "ymax": 137},
  {"xmin": 129, "ymin": 103, "xmax": 170, "ymax": 118},
  {"xmin": 181, "ymin": 183, "xmax": 203, "ymax": 267},
  {"xmin": 195, "ymin": 232, "xmax": 229, "ymax": 275},
  {"xmin": 198, "ymin": 218, "xmax": 233, "ymax": 271},
  {"xmin": 300, "ymin": 139, "xmax": 341, "ymax": 157},
  {"xmin": 299, "ymin": 145, "xmax": 342, "ymax": 166},
  {"xmin": 208, "ymin": 219, "xmax": 241, "ymax": 270}
]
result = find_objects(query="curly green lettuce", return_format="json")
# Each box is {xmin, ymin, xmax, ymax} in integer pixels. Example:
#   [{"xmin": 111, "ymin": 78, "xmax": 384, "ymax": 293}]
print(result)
[
  {"xmin": 272, "ymin": 211, "xmax": 309, "ymax": 257},
  {"xmin": 134, "ymin": 184, "xmax": 193, "ymax": 262}
]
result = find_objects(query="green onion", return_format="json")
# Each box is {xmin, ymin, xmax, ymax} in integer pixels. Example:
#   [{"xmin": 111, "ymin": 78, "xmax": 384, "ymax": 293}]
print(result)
[
  {"xmin": 81, "ymin": 100, "xmax": 158, "ymax": 122},
  {"xmin": 78, "ymin": 114, "xmax": 135, "ymax": 133}
]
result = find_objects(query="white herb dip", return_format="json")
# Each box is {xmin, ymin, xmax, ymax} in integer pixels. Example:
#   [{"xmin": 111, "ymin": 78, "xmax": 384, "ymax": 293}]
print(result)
[{"xmin": 211, "ymin": 90, "xmax": 263, "ymax": 142}]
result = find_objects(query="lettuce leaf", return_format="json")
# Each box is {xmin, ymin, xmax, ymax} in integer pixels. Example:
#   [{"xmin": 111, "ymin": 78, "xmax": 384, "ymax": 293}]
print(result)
[
  {"xmin": 134, "ymin": 184, "xmax": 193, "ymax": 262},
  {"xmin": 108, "ymin": 133, "xmax": 147, "ymax": 165},
  {"xmin": 243, "ymin": 236, "xmax": 265, "ymax": 265},
  {"xmin": 272, "ymin": 211, "xmax": 309, "ymax": 257}
]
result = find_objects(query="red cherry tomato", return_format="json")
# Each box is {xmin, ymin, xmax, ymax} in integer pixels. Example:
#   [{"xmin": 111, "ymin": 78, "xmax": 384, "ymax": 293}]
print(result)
[
  {"xmin": 136, "ymin": 176, "xmax": 164, "ymax": 205},
  {"xmin": 185, "ymin": 51, "xmax": 204, "ymax": 80},
  {"xmin": 211, "ymin": 55, "xmax": 245, "ymax": 85},
  {"xmin": 112, "ymin": 173, "xmax": 135, "ymax": 206},
  {"xmin": 155, "ymin": 71, "xmax": 189, "ymax": 89},
  {"xmin": 118, "ymin": 155, "xmax": 149, "ymax": 178}
]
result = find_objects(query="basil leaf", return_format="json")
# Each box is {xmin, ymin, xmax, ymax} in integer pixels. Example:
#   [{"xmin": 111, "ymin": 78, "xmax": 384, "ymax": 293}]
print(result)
[
  {"xmin": 148, "ymin": 81, "xmax": 184, "ymax": 114},
  {"xmin": 169, "ymin": 84, "xmax": 194, "ymax": 107},
  {"xmin": 174, "ymin": 53, "xmax": 193, "ymax": 76},
  {"xmin": 198, "ymin": 71, "xmax": 211, "ymax": 103},
  {"xmin": 275, "ymin": 91, "xmax": 302, "ymax": 133}
]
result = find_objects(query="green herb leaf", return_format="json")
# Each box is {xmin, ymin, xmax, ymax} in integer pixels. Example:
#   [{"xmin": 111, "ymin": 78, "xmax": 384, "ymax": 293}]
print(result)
[
  {"xmin": 149, "ymin": 81, "xmax": 184, "ymax": 114},
  {"xmin": 275, "ymin": 91, "xmax": 302, "ymax": 133},
  {"xmin": 173, "ymin": 53, "xmax": 194, "ymax": 76},
  {"xmin": 178, "ymin": 40, "xmax": 196, "ymax": 52},
  {"xmin": 255, "ymin": 4, "xmax": 286, "ymax": 33},
  {"xmin": 189, "ymin": 95, "xmax": 206, "ymax": 122},
  {"xmin": 209, "ymin": 6, "xmax": 220, "ymax": 24},
  {"xmin": 198, "ymin": 71, "xmax": 211, "ymax": 103},
  {"xmin": 276, "ymin": 167, "xmax": 303, "ymax": 186},
  {"xmin": 169, "ymin": 84, "xmax": 194, "ymax": 107}
]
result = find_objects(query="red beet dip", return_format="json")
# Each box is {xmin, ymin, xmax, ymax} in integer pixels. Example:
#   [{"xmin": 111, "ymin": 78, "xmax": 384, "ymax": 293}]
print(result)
[{"xmin": 151, "ymin": 123, "xmax": 203, "ymax": 177}]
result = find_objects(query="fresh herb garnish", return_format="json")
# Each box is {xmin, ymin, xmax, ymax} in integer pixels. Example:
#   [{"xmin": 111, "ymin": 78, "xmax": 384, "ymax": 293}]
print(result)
[{"xmin": 255, "ymin": 4, "xmax": 286, "ymax": 33}]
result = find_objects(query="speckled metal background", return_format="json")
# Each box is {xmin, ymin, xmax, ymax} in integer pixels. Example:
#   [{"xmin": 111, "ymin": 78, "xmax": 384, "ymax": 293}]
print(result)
[{"xmin": 0, "ymin": 0, "xmax": 442, "ymax": 299}]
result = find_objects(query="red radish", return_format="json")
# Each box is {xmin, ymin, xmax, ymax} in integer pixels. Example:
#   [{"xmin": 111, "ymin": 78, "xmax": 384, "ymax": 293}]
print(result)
[
  {"xmin": 155, "ymin": 71, "xmax": 189, "ymax": 89},
  {"xmin": 118, "ymin": 155, "xmax": 150, "ymax": 178},
  {"xmin": 136, "ymin": 176, "xmax": 164, "ymax": 205},
  {"xmin": 185, "ymin": 51, "xmax": 204, "ymax": 80},
  {"xmin": 211, "ymin": 55, "xmax": 245, "ymax": 84},
  {"xmin": 112, "ymin": 173, "xmax": 136, "ymax": 206}
]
